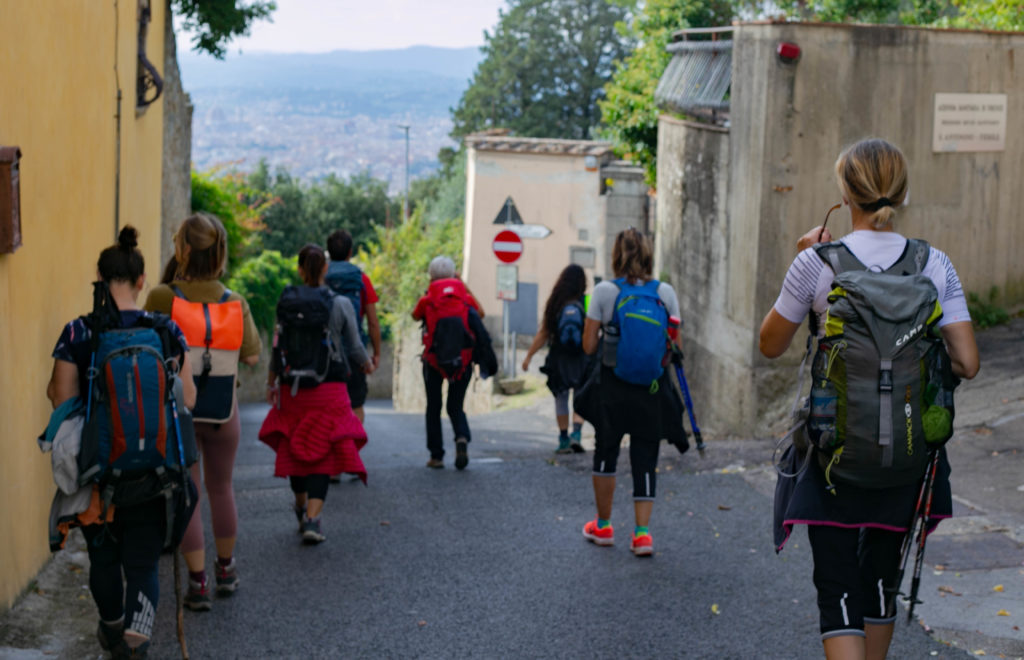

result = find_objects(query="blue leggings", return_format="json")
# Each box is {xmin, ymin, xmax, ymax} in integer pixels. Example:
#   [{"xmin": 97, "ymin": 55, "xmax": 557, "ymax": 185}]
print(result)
[{"xmin": 81, "ymin": 497, "xmax": 165, "ymax": 638}]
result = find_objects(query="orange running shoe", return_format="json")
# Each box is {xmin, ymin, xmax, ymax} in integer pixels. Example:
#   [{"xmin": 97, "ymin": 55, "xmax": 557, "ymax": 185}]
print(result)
[
  {"xmin": 582, "ymin": 519, "xmax": 614, "ymax": 546},
  {"xmin": 631, "ymin": 533, "xmax": 653, "ymax": 556}
]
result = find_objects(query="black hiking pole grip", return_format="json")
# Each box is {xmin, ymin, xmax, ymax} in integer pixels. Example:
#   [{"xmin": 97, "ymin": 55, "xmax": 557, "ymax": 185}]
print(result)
[
  {"xmin": 907, "ymin": 450, "xmax": 940, "ymax": 623},
  {"xmin": 889, "ymin": 452, "xmax": 932, "ymax": 609},
  {"xmin": 672, "ymin": 357, "xmax": 705, "ymax": 457}
]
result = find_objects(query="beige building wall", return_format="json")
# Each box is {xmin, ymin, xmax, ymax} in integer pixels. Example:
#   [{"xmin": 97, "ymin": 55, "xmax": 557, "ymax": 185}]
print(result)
[
  {"xmin": 657, "ymin": 22, "xmax": 1024, "ymax": 436},
  {"xmin": 464, "ymin": 142, "xmax": 611, "ymax": 329},
  {"xmin": 0, "ymin": 1, "xmax": 168, "ymax": 608}
]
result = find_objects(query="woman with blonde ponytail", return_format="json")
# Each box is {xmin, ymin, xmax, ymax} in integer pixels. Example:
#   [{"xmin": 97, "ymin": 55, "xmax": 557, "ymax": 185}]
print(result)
[
  {"xmin": 760, "ymin": 138, "xmax": 979, "ymax": 659},
  {"xmin": 145, "ymin": 213, "xmax": 262, "ymax": 611}
]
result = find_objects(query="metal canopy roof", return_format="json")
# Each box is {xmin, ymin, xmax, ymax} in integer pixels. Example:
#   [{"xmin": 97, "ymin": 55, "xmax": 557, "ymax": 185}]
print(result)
[{"xmin": 655, "ymin": 36, "xmax": 732, "ymax": 121}]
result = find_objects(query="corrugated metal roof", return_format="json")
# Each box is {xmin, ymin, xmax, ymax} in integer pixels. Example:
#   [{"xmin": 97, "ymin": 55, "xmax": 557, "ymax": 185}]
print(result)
[
  {"xmin": 465, "ymin": 135, "xmax": 613, "ymax": 157},
  {"xmin": 655, "ymin": 39, "xmax": 732, "ymax": 119}
]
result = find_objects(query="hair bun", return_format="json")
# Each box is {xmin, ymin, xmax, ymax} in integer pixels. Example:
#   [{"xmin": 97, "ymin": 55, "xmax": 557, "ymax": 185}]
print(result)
[{"xmin": 118, "ymin": 225, "xmax": 139, "ymax": 250}]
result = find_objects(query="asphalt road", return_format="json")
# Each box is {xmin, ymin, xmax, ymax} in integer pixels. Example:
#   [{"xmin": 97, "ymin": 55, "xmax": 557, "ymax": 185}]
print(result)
[{"xmin": 129, "ymin": 399, "xmax": 969, "ymax": 659}]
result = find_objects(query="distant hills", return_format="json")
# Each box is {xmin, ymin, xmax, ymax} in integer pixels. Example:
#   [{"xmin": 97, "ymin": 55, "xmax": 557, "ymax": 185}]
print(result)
[
  {"xmin": 178, "ymin": 46, "xmax": 484, "ymax": 186},
  {"xmin": 179, "ymin": 45, "xmax": 483, "ymax": 90}
]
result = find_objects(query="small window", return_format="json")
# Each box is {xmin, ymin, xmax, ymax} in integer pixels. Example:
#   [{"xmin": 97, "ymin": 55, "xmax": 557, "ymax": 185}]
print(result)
[
  {"xmin": 0, "ymin": 146, "xmax": 22, "ymax": 255},
  {"xmin": 570, "ymin": 246, "xmax": 595, "ymax": 269}
]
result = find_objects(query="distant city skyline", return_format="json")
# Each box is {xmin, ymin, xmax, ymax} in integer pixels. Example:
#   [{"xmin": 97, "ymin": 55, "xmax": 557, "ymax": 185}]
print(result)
[{"xmin": 176, "ymin": 0, "xmax": 506, "ymax": 56}]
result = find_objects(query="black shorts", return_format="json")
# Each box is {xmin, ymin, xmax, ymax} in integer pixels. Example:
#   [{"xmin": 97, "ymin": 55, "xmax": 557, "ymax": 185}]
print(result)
[
  {"xmin": 807, "ymin": 524, "xmax": 904, "ymax": 639},
  {"xmin": 347, "ymin": 368, "xmax": 368, "ymax": 409}
]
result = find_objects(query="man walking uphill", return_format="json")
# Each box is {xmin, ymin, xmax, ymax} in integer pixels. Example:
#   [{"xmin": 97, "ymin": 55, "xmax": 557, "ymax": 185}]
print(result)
[{"xmin": 325, "ymin": 229, "xmax": 382, "ymax": 424}]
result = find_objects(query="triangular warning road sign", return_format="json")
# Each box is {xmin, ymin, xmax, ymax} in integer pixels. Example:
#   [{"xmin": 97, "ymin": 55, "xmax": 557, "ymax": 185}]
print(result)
[{"xmin": 493, "ymin": 196, "xmax": 523, "ymax": 225}]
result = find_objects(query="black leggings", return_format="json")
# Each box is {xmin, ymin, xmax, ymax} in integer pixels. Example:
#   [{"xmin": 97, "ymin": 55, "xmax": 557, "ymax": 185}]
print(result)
[
  {"xmin": 807, "ymin": 524, "xmax": 905, "ymax": 639},
  {"xmin": 290, "ymin": 474, "xmax": 329, "ymax": 501},
  {"xmin": 81, "ymin": 497, "xmax": 165, "ymax": 639}
]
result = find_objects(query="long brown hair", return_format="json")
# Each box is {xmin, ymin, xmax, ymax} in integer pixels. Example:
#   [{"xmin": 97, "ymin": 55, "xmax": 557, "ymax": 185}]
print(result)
[
  {"xmin": 297, "ymin": 244, "xmax": 327, "ymax": 286},
  {"xmin": 173, "ymin": 212, "xmax": 228, "ymax": 281},
  {"xmin": 611, "ymin": 228, "xmax": 653, "ymax": 282},
  {"xmin": 542, "ymin": 264, "xmax": 587, "ymax": 337}
]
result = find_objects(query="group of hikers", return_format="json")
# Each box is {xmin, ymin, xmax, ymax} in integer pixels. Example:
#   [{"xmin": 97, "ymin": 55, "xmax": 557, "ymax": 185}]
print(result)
[{"xmin": 41, "ymin": 137, "xmax": 979, "ymax": 659}]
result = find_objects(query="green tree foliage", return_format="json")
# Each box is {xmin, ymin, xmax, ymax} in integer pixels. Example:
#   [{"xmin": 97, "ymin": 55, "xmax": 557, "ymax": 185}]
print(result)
[
  {"xmin": 358, "ymin": 210, "xmax": 465, "ymax": 332},
  {"xmin": 247, "ymin": 160, "xmax": 399, "ymax": 257},
  {"xmin": 173, "ymin": 0, "xmax": 277, "ymax": 59},
  {"xmin": 600, "ymin": 0, "xmax": 734, "ymax": 186},
  {"xmin": 190, "ymin": 168, "xmax": 273, "ymax": 274},
  {"xmin": 770, "ymin": 0, "xmax": 1021, "ymax": 26},
  {"xmin": 451, "ymin": 0, "xmax": 634, "ymax": 139},
  {"xmin": 224, "ymin": 250, "xmax": 300, "ymax": 334}
]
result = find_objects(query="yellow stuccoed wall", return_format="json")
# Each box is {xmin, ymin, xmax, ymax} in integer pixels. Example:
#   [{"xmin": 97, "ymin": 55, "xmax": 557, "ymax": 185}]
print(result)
[{"xmin": 0, "ymin": 1, "xmax": 167, "ymax": 608}]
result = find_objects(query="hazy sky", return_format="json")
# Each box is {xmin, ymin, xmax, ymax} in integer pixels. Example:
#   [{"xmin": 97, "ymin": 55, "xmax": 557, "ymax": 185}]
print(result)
[{"xmin": 177, "ymin": 0, "xmax": 508, "ymax": 55}]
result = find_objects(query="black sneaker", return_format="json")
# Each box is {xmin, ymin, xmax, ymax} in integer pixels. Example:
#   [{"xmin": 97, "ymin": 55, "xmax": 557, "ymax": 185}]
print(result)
[
  {"xmin": 97, "ymin": 620, "xmax": 128, "ymax": 658},
  {"xmin": 302, "ymin": 517, "xmax": 326, "ymax": 544},
  {"xmin": 455, "ymin": 439, "xmax": 469, "ymax": 470}
]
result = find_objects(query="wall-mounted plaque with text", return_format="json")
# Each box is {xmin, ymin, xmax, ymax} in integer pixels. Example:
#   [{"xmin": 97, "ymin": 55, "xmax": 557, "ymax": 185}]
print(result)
[{"xmin": 933, "ymin": 93, "xmax": 1007, "ymax": 153}]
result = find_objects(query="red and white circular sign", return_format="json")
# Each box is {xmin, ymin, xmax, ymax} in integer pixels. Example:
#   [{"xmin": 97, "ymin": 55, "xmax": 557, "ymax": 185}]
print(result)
[{"xmin": 492, "ymin": 229, "xmax": 523, "ymax": 264}]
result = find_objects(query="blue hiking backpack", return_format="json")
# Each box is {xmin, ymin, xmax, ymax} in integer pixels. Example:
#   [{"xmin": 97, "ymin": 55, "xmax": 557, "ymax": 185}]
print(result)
[
  {"xmin": 556, "ymin": 301, "xmax": 585, "ymax": 352},
  {"xmin": 325, "ymin": 260, "xmax": 367, "ymax": 344},
  {"xmin": 608, "ymin": 279, "xmax": 669, "ymax": 388},
  {"xmin": 77, "ymin": 284, "xmax": 197, "ymax": 546}
]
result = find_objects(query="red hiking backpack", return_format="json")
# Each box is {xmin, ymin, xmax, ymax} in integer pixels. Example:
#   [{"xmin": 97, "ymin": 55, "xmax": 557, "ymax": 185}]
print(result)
[{"xmin": 420, "ymin": 278, "xmax": 476, "ymax": 380}]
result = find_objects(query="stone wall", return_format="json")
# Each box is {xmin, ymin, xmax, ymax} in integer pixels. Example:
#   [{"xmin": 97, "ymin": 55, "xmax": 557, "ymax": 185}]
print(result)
[
  {"xmin": 657, "ymin": 22, "xmax": 1024, "ymax": 436},
  {"xmin": 160, "ymin": 0, "xmax": 192, "ymax": 268},
  {"xmin": 391, "ymin": 324, "xmax": 493, "ymax": 414}
]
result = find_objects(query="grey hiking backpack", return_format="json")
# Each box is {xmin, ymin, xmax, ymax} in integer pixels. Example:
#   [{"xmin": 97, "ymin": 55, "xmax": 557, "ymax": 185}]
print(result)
[{"xmin": 805, "ymin": 239, "xmax": 958, "ymax": 492}]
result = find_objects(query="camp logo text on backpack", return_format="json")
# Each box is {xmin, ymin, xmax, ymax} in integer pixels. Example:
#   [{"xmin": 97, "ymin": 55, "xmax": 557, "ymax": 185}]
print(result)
[
  {"xmin": 806, "ymin": 239, "xmax": 959, "ymax": 492},
  {"xmin": 603, "ymin": 279, "xmax": 670, "ymax": 390}
]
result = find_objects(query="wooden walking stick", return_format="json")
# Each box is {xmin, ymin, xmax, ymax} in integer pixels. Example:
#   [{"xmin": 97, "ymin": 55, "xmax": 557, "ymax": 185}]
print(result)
[{"xmin": 174, "ymin": 548, "xmax": 190, "ymax": 659}]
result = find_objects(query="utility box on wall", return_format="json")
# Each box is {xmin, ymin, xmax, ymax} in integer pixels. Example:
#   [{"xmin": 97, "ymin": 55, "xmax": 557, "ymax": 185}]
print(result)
[{"xmin": 0, "ymin": 146, "xmax": 22, "ymax": 254}]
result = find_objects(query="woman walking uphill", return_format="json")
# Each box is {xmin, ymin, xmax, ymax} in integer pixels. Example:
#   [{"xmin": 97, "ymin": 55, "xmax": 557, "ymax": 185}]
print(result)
[
  {"xmin": 144, "ymin": 213, "xmax": 262, "ymax": 611},
  {"xmin": 760, "ymin": 138, "xmax": 979, "ymax": 659},
  {"xmin": 522, "ymin": 264, "xmax": 590, "ymax": 453},
  {"xmin": 259, "ymin": 244, "xmax": 372, "ymax": 544},
  {"xmin": 48, "ymin": 227, "xmax": 196, "ymax": 658},
  {"xmin": 580, "ymin": 228, "xmax": 686, "ymax": 557}
]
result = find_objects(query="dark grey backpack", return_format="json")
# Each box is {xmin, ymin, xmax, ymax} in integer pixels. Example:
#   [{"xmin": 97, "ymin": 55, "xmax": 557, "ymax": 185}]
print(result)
[{"xmin": 806, "ymin": 239, "xmax": 956, "ymax": 491}]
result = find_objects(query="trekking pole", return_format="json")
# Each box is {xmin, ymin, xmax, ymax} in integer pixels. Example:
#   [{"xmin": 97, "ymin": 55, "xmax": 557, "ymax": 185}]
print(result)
[
  {"xmin": 173, "ymin": 548, "xmax": 189, "ymax": 659},
  {"xmin": 888, "ymin": 450, "xmax": 934, "ymax": 609},
  {"xmin": 907, "ymin": 450, "xmax": 941, "ymax": 623},
  {"xmin": 671, "ymin": 347, "xmax": 705, "ymax": 457}
]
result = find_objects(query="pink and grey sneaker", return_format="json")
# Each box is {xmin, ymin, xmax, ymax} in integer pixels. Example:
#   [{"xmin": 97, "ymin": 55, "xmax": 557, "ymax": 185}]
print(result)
[
  {"xmin": 215, "ymin": 558, "xmax": 239, "ymax": 595},
  {"xmin": 183, "ymin": 577, "xmax": 212, "ymax": 611},
  {"xmin": 630, "ymin": 532, "xmax": 653, "ymax": 556},
  {"xmin": 582, "ymin": 519, "xmax": 614, "ymax": 546}
]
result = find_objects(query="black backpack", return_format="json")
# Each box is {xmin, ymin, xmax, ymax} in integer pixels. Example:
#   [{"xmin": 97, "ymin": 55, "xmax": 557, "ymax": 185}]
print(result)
[
  {"xmin": 556, "ymin": 301, "xmax": 585, "ymax": 352},
  {"xmin": 276, "ymin": 286, "xmax": 340, "ymax": 394}
]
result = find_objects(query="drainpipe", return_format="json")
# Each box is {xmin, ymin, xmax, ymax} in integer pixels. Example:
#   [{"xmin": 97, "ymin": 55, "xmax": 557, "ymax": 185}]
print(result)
[{"xmin": 113, "ymin": 0, "xmax": 122, "ymax": 238}]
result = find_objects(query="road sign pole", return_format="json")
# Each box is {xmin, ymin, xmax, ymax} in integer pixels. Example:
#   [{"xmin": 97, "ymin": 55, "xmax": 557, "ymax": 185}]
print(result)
[{"xmin": 502, "ymin": 299, "xmax": 510, "ymax": 376}]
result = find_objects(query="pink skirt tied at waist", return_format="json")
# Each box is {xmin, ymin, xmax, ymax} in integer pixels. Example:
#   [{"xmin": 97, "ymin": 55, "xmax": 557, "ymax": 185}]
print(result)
[{"xmin": 258, "ymin": 382, "xmax": 368, "ymax": 483}]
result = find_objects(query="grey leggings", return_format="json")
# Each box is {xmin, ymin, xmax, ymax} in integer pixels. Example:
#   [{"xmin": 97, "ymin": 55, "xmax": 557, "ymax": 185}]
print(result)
[{"xmin": 554, "ymin": 390, "xmax": 572, "ymax": 417}]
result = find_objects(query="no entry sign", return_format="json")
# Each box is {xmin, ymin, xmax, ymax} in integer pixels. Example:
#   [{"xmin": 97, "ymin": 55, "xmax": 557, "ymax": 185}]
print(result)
[{"xmin": 492, "ymin": 229, "xmax": 523, "ymax": 264}]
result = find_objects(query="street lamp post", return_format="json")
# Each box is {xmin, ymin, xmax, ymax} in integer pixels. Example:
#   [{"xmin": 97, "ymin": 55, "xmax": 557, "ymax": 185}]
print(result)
[{"xmin": 397, "ymin": 124, "xmax": 410, "ymax": 221}]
